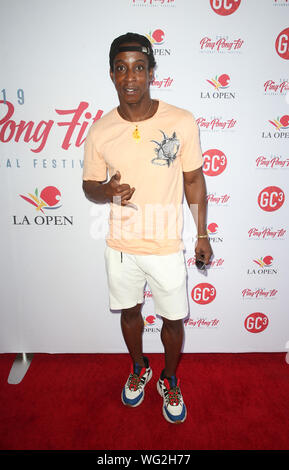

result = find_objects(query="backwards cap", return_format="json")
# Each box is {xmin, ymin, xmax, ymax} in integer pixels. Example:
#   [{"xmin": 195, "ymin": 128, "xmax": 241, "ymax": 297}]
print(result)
[{"xmin": 109, "ymin": 32, "xmax": 156, "ymax": 70}]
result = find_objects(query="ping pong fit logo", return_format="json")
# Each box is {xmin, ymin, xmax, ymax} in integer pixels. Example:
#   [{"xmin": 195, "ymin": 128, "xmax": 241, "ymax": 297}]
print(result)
[
  {"xmin": 13, "ymin": 185, "xmax": 73, "ymax": 226},
  {"xmin": 191, "ymin": 283, "xmax": 216, "ymax": 305},
  {"xmin": 210, "ymin": 0, "xmax": 241, "ymax": 15},
  {"xmin": 275, "ymin": 28, "xmax": 289, "ymax": 59},
  {"xmin": 242, "ymin": 288, "xmax": 278, "ymax": 300},
  {"xmin": 258, "ymin": 186, "xmax": 285, "ymax": 211},
  {"xmin": 186, "ymin": 255, "xmax": 224, "ymax": 269},
  {"xmin": 207, "ymin": 193, "xmax": 230, "ymax": 205},
  {"xmin": 20, "ymin": 186, "xmax": 61, "ymax": 213},
  {"xmin": 144, "ymin": 290, "xmax": 152, "ymax": 299},
  {"xmin": 248, "ymin": 226, "xmax": 286, "ymax": 240},
  {"xmin": 263, "ymin": 79, "xmax": 289, "ymax": 95},
  {"xmin": 244, "ymin": 313, "xmax": 269, "ymax": 333},
  {"xmin": 184, "ymin": 318, "xmax": 220, "ymax": 329},
  {"xmin": 196, "ymin": 116, "xmax": 237, "ymax": 132},
  {"xmin": 151, "ymin": 75, "xmax": 174, "ymax": 89},
  {"xmin": 203, "ymin": 149, "xmax": 227, "ymax": 176},
  {"xmin": 199, "ymin": 36, "xmax": 244, "ymax": 53},
  {"xmin": 0, "ymin": 100, "xmax": 103, "ymax": 153},
  {"xmin": 255, "ymin": 154, "xmax": 289, "ymax": 169},
  {"xmin": 132, "ymin": 0, "xmax": 176, "ymax": 7}
]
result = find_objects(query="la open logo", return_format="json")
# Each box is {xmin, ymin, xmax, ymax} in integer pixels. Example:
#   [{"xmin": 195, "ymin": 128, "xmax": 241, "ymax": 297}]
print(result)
[
  {"xmin": 244, "ymin": 312, "xmax": 269, "ymax": 333},
  {"xmin": 191, "ymin": 283, "xmax": 216, "ymax": 305},
  {"xmin": 147, "ymin": 29, "xmax": 165, "ymax": 45},
  {"xmin": 210, "ymin": 0, "xmax": 241, "ymax": 16},
  {"xmin": 20, "ymin": 186, "xmax": 61, "ymax": 212},
  {"xmin": 203, "ymin": 149, "xmax": 227, "ymax": 176},
  {"xmin": 258, "ymin": 186, "xmax": 285, "ymax": 212},
  {"xmin": 275, "ymin": 28, "xmax": 289, "ymax": 60}
]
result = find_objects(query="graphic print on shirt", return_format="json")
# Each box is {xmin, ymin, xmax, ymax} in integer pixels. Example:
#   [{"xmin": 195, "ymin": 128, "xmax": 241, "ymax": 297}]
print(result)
[{"xmin": 151, "ymin": 130, "xmax": 180, "ymax": 167}]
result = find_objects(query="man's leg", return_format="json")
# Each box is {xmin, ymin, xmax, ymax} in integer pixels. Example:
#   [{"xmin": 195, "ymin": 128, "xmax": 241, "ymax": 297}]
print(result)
[
  {"xmin": 121, "ymin": 303, "xmax": 152, "ymax": 407},
  {"xmin": 121, "ymin": 303, "xmax": 145, "ymax": 368},
  {"xmin": 160, "ymin": 317, "xmax": 184, "ymax": 377},
  {"xmin": 158, "ymin": 317, "xmax": 186, "ymax": 423}
]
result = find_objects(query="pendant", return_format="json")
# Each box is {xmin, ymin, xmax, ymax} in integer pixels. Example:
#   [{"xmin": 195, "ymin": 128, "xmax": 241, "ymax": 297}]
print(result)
[{"xmin": 132, "ymin": 125, "xmax": 141, "ymax": 142}]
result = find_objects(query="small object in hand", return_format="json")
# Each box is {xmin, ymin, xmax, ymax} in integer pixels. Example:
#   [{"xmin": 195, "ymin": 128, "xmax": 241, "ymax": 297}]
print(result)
[{"xmin": 195, "ymin": 259, "xmax": 206, "ymax": 271}]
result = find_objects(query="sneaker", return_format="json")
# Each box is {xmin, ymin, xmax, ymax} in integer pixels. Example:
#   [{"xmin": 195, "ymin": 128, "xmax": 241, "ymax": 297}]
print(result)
[
  {"xmin": 121, "ymin": 356, "xmax": 152, "ymax": 407},
  {"xmin": 157, "ymin": 371, "xmax": 187, "ymax": 423}
]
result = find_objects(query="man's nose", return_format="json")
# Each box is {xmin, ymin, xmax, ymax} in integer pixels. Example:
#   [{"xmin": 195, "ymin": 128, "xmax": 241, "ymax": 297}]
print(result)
[{"xmin": 125, "ymin": 67, "xmax": 136, "ymax": 81}]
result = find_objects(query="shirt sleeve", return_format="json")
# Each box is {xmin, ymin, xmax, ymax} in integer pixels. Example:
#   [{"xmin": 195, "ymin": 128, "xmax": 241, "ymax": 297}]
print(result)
[
  {"xmin": 180, "ymin": 112, "xmax": 204, "ymax": 172},
  {"xmin": 82, "ymin": 126, "xmax": 107, "ymax": 181}
]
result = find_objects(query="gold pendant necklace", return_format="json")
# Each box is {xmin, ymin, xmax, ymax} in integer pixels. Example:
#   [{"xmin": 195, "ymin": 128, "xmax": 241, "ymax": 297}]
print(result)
[
  {"xmin": 119, "ymin": 100, "xmax": 153, "ymax": 142},
  {"xmin": 132, "ymin": 125, "xmax": 141, "ymax": 142}
]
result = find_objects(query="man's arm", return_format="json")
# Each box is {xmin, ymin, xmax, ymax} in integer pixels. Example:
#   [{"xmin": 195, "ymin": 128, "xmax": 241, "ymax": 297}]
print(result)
[
  {"xmin": 82, "ymin": 180, "xmax": 109, "ymax": 204},
  {"xmin": 183, "ymin": 167, "xmax": 213, "ymax": 264},
  {"xmin": 82, "ymin": 171, "xmax": 135, "ymax": 205}
]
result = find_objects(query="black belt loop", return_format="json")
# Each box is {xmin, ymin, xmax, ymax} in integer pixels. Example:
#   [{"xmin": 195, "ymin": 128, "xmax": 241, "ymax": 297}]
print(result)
[{"xmin": 121, "ymin": 251, "xmax": 123, "ymax": 263}]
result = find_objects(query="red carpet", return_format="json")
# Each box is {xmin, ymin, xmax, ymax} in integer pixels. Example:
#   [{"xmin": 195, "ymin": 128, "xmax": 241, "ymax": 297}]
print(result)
[{"xmin": 0, "ymin": 352, "xmax": 289, "ymax": 450}]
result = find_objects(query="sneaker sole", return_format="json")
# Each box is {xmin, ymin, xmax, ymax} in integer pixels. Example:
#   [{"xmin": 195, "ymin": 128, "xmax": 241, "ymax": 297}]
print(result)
[
  {"xmin": 121, "ymin": 368, "xmax": 152, "ymax": 408},
  {"xmin": 157, "ymin": 380, "xmax": 187, "ymax": 424}
]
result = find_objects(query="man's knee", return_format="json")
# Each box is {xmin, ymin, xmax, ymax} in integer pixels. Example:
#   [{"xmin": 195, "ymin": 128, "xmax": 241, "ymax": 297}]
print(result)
[
  {"xmin": 162, "ymin": 317, "xmax": 184, "ymax": 332},
  {"xmin": 121, "ymin": 303, "xmax": 143, "ymax": 323}
]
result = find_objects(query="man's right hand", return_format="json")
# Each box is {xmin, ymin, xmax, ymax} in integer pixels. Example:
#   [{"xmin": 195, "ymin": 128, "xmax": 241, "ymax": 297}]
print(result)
[{"xmin": 105, "ymin": 171, "xmax": 135, "ymax": 206}]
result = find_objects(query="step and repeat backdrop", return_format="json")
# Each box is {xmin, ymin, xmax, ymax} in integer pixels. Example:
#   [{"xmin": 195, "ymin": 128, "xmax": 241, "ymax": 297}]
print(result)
[{"xmin": 1, "ymin": 0, "xmax": 289, "ymax": 353}]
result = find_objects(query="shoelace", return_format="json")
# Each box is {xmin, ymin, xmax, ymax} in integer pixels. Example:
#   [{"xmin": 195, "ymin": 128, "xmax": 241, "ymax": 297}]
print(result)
[
  {"xmin": 128, "ymin": 373, "xmax": 141, "ymax": 391},
  {"xmin": 168, "ymin": 387, "xmax": 181, "ymax": 406}
]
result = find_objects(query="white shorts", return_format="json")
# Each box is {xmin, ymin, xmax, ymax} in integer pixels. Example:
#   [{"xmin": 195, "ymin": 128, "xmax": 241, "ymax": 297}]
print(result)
[{"xmin": 104, "ymin": 246, "xmax": 188, "ymax": 320}]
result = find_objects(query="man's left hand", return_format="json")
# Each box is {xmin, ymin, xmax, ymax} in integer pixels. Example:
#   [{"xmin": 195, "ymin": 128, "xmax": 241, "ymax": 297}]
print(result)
[{"xmin": 195, "ymin": 238, "xmax": 213, "ymax": 265}]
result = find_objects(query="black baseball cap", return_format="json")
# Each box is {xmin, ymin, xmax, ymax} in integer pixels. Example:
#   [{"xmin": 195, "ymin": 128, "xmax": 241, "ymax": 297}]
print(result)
[{"xmin": 109, "ymin": 32, "xmax": 156, "ymax": 70}]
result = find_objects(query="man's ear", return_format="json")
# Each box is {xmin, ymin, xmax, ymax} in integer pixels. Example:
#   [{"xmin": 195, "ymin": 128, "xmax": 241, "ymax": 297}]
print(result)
[
  {"xmin": 149, "ymin": 67, "xmax": 155, "ymax": 83},
  {"xmin": 110, "ymin": 68, "xmax": 114, "ymax": 82}
]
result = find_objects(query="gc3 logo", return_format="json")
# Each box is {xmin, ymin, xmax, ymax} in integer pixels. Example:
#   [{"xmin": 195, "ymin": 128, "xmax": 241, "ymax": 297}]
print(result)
[
  {"xmin": 210, "ymin": 0, "xmax": 241, "ymax": 16},
  {"xmin": 203, "ymin": 149, "xmax": 227, "ymax": 176},
  {"xmin": 244, "ymin": 312, "xmax": 269, "ymax": 333},
  {"xmin": 258, "ymin": 186, "xmax": 285, "ymax": 212},
  {"xmin": 191, "ymin": 283, "xmax": 216, "ymax": 305},
  {"xmin": 275, "ymin": 28, "xmax": 289, "ymax": 60}
]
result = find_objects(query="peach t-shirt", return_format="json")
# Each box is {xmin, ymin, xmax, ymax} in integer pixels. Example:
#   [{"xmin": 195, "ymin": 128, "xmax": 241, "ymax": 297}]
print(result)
[{"xmin": 83, "ymin": 100, "xmax": 203, "ymax": 255}]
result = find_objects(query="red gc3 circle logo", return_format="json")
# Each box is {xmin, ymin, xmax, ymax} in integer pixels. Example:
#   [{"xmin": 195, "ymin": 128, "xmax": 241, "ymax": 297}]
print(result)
[
  {"xmin": 258, "ymin": 186, "xmax": 285, "ymax": 212},
  {"xmin": 244, "ymin": 312, "xmax": 269, "ymax": 333},
  {"xmin": 191, "ymin": 283, "xmax": 216, "ymax": 304},
  {"xmin": 210, "ymin": 0, "xmax": 241, "ymax": 16},
  {"xmin": 203, "ymin": 149, "xmax": 227, "ymax": 176},
  {"xmin": 275, "ymin": 28, "xmax": 289, "ymax": 60}
]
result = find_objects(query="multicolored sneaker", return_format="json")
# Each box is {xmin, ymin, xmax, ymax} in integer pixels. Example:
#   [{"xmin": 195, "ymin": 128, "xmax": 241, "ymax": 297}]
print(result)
[
  {"xmin": 157, "ymin": 371, "xmax": 187, "ymax": 424},
  {"xmin": 121, "ymin": 356, "xmax": 152, "ymax": 407}
]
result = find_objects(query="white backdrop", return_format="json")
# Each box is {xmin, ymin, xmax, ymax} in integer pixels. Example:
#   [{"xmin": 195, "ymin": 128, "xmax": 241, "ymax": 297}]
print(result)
[{"xmin": 0, "ymin": 0, "xmax": 289, "ymax": 353}]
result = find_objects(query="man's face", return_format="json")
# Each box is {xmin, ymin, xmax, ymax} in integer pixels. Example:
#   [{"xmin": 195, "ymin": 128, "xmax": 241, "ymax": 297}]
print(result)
[{"xmin": 110, "ymin": 43, "xmax": 154, "ymax": 105}]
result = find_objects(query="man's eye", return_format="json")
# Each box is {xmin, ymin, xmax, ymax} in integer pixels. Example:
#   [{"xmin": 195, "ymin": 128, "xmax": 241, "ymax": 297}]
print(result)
[
  {"xmin": 116, "ymin": 65, "xmax": 125, "ymax": 72},
  {"xmin": 136, "ymin": 65, "xmax": 144, "ymax": 71}
]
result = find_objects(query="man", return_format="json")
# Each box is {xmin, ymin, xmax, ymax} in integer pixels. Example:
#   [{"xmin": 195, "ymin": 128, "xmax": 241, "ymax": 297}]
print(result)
[{"xmin": 82, "ymin": 32, "xmax": 212, "ymax": 424}]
